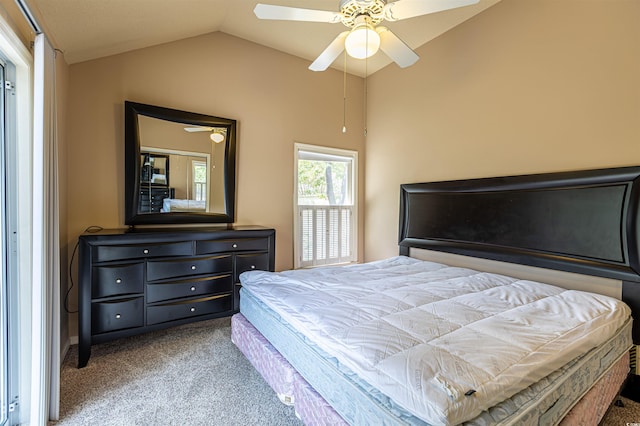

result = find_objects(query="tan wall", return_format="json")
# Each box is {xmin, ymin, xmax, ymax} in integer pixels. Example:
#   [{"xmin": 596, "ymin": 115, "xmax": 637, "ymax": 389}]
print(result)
[
  {"xmin": 365, "ymin": 0, "xmax": 640, "ymax": 261},
  {"xmin": 66, "ymin": 32, "xmax": 366, "ymax": 332}
]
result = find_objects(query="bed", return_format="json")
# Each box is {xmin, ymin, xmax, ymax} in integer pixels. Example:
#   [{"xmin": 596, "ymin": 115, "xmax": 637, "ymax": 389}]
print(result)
[
  {"xmin": 232, "ymin": 166, "xmax": 640, "ymax": 425},
  {"xmin": 161, "ymin": 198, "xmax": 206, "ymax": 212}
]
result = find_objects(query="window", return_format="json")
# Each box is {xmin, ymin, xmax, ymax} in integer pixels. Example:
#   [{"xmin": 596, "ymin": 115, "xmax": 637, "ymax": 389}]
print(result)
[
  {"xmin": 192, "ymin": 160, "xmax": 207, "ymax": 201},
  {"xmin": 294, "ymin": 143, "xmax": 357, "ymax": 268}
]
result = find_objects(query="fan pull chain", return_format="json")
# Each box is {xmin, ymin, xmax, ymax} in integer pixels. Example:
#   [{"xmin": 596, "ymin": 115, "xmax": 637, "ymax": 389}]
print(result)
[
  {"xmin": 342, "ymin": 49, "xmax": 347, "ymax": 133},
  {"xmin": 363, "ymin": 72, "xmax": 367, "ymax": 137},
  {"xmin": 363, "ymin": 31, "xmax": 368, "ymax": 137},
  {"xmin": 362, "ymin": 40, "xmax": 369, "ymax": 137}
]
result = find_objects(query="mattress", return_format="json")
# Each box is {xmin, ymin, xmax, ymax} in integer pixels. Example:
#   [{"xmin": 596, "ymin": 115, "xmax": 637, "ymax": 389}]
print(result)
[
  {"xmin": 239, "ymin": 256, "xmax": 632, "ymax": 425},
  {"xmin": 232, "ymin": 312, "xmax": 630, "ymax": 426}
]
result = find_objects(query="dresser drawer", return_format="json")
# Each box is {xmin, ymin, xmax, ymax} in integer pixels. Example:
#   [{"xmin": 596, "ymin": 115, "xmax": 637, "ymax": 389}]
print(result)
[
  {"xmin": 147, "ymin": 254, "xmax": 232, "ymax": 282},
  {"xmin": 146, "ymin": 294, "xmax": 232, "ymax": 325},
  {"xmin": 146, "ymin": 274, "xmax": 233, "ymax": 303},
  {"xmin": 91, "ymin": 297, "xmax": 144, "ymax": 334},
  {"xmin": 235, "ymin": 252, "xmax": 271, "ymax": 281},
  {"xmin": 92, "ymin": 263, "xmax": 144, "ymax": 298},
  {"xmin": 139, "ymin": 188, "xmax": 170, "ymax": 197},
  {"xmin": 94, "ymin": 241, "xmax": 192, "ymax": 262},
  {"xmin": 196, "ymin": 238, "xmax": 269, "ymax": 254}
]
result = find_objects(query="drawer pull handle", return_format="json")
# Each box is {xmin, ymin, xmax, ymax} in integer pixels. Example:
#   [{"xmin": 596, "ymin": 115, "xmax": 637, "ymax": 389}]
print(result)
[
  {"xmin": 115, "ymin": 314, "xmax": 121, "ymax": 319},
  {"xmin": 190, "ymin": 286, "xmax": 196, "ymax": 291},
  {"xmin": 115, "ymin": 278, "xmax": 122, "ymax": 284},
  {"xmin": 143, "ymin": 249, "xmax": 149, "ymax": 254},
  {"xmin": 191, "ymin": 265, "xmax": 196, "ymax": 270},
  {"xmin": 232, "ymin": 243, "xmax": 238, "ymax": 248},
  {"xmin": 190, "ymin": 307, "xmax": 196, "ymax": 312}
]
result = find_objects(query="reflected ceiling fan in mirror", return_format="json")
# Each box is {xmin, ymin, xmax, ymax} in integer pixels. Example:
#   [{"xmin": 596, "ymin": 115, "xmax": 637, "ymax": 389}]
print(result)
[
  {"xmin": 184, "ymin": 126, "xmax": 227, "ymax": 143},
  {"xmin": 254, "ymin": 0, "xmax": 479, "ymax": 71}
]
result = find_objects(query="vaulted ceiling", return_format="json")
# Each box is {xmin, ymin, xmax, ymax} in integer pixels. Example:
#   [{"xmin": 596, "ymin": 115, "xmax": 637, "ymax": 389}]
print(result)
[{"xmin": 29, "ymin": 0, "xmax": 501, "ymax": 76}]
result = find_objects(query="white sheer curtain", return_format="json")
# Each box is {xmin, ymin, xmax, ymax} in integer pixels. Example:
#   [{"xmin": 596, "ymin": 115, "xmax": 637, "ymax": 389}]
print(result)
[{"xmin": 31, "ymin": 32, "xmax": 60, "ymax": 423}]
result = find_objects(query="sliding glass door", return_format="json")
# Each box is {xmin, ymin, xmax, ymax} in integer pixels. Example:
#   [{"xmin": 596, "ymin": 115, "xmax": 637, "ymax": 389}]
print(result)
[
  {"xmin": 0, "ymin": 59, "xmax": 8, "ymax": 426},
  {"xmin": 0, "ymin": 52, "xmax": 18, "ymax": 426}
]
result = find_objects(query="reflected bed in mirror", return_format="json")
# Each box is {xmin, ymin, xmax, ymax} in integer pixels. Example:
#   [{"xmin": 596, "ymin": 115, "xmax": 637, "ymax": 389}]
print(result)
[{"xmin": 125, "ymin": 101, "xmax": 236, "ymax": 225}]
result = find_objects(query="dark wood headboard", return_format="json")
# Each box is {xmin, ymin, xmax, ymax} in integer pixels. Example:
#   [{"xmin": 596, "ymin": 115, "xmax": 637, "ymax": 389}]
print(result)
[{"xmin": 399, "ymin": 166, "xmax": 640, "ymax": 343}]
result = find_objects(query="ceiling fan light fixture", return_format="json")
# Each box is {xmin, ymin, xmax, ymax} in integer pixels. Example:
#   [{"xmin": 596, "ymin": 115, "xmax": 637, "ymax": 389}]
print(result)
[
  {"xmin": 345, "ymin": 22, "xmax": 380, "ymax": 59},
  {"xmin": 210, "ymin": 131, "xmax": 225, "ymax": 143}
]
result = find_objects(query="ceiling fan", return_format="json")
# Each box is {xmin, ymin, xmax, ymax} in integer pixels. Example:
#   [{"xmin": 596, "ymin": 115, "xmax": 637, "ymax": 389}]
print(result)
[
  {"xmin": 254, "ymin": 0, "xmax": 480, "ymax": 71},
  {"xmin": 184, "ymin": 126, "xmax": 227, "ymax": 143}
]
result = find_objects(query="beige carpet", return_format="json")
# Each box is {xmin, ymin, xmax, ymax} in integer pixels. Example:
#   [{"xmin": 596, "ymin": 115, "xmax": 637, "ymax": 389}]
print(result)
[
  {"xmin": 53, "ymin": 318, "xmax": 301, "ymax": 425},
  {"xmin": 601, "ymin": 396, "xmax": 640, "ymax": 425},
  {"xmin": 52, "ymin": 317, "xmax": 640, "ymax": 425}
]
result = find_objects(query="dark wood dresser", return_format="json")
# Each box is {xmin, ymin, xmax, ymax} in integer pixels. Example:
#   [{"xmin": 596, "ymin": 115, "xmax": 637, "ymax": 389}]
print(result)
[
  {"xmin": 138, "ymin": 184, "xmax": 174, "ymax": 213},
  {"xmin": 77, "ymin": 226, "xmax": 275, "ymax": 367}
]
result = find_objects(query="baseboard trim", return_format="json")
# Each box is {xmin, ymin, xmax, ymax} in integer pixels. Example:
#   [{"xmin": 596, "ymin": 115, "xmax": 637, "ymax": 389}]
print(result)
[
  {"xmin": 61, "ymin": 339, "xmax": 70, "ymax": 363},
  {"xmin": 60, "ymin": 336, "xmax": 78, "ymax": 362}
]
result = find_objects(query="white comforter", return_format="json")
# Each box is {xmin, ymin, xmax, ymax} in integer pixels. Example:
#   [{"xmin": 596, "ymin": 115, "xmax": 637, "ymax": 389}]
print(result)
[
  {"xmin": 161, "ymin": 199, "xmax": 206, "ymax": 212},
  {"xmin": 240, "ymin": 256, "xmax": 631, "ymax": 425}
]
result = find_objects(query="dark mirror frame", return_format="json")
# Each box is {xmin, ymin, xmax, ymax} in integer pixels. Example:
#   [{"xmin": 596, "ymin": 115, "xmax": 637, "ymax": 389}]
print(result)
[{"xmin": 124, "ymin": 101, "xmax": 237, "ymax": 225}]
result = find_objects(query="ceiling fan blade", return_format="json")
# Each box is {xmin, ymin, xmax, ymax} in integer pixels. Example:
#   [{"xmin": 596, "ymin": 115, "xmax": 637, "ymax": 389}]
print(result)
[
  {"xmin": 184, "ymin": 127, "xmax": 214, "ymax": 132},
  {"xmin": 254, "ymin": 4, "xmax": 342, "ymax": 23},
  {"xmin": 309, "ymin": 31, "xmax": 349, "ymax": 72},
  {"xmin": 377, "ymin": 27, "xmax": 419, "ymax": 68},
  {"xmin": 384, "ymin": 0, "xmax": 479, "ymax": 21}
]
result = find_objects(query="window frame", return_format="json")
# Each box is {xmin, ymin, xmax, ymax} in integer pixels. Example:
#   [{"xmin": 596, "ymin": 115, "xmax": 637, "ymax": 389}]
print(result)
[
  {"xmin": 191, "ymin": 159, "xmax": 207, "ymax": 201},
  {"xmin": 293, "ymin": 143, "xmax": 358, "ymax": 269}
]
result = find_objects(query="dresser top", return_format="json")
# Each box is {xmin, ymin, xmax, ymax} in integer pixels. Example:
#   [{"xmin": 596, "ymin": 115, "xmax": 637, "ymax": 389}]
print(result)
[{"xmin": 79, "ymin": 225, "xmax": 275, "ymax": 243}]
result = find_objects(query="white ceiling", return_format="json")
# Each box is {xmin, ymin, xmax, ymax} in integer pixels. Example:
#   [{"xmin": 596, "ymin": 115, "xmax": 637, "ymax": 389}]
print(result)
[{"xmin": 29, "ymin": 0, "xmax": 501, "ymax": 76}]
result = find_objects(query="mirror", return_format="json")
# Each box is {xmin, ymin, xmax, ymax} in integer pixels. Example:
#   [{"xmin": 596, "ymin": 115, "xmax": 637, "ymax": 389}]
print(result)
[{"xmin": 125, "ymin": 101, "xmax": 236, "ymax": 225}]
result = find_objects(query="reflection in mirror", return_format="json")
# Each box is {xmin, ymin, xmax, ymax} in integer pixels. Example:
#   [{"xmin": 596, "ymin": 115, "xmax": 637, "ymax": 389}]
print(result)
[
  {"xmin": 139, "ymin": 152, "xmax": 172, "ymax": 213},
  {"xmin": 124, "ymin": 101, "xmax": 236, "ymax": 225},
  {"xmin": 138, "ymin": 112, "xmax": 229, "ymax": 214}
]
